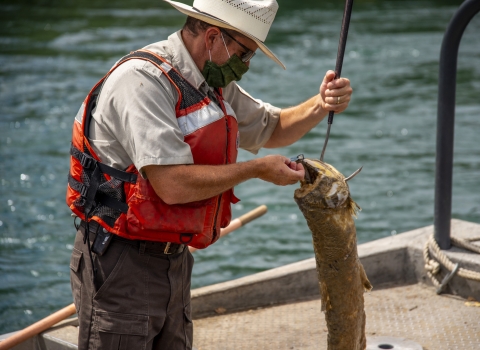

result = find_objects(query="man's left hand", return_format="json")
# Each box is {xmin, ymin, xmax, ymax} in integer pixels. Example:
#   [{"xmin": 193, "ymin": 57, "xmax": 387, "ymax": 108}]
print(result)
[{"xmin": 319, "ymin": 70, "xmax": 353, "ymax": 114}]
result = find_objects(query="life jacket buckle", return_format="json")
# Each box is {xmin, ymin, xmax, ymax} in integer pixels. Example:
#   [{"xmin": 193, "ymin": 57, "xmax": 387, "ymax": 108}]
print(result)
[
  {"xmin": 80, "ymin": 153, "xmax": 95, "ymax": 169},
  {"xmin": 80, "ymin": 184, "xmax": 89, "ymax": 198}
]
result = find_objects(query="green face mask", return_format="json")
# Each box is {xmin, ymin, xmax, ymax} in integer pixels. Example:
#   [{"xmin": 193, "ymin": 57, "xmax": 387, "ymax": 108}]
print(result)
[{"xmin": 202, "ymin": 54, "xmax": 249, "ymax": 88}]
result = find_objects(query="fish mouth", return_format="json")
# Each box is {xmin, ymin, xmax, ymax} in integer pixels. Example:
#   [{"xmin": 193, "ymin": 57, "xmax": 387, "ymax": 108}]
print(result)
[
  {"xmin": 290, "ymin": 154, "xmax": 362, "ymax": 184},
  {"xmin": 302, "ymin": 160, "xmax": 324, "ymax": 184},
  {"xmin": 290, "ymin": 155, "xmax": 335, "ymax": 185},
  {"xmin": 292, "ymin": 154, "xmax": 362, "ymax": 213},
  {"xmin": 290, "ymin": 157, "xmax": 316, "ymax": 184}
]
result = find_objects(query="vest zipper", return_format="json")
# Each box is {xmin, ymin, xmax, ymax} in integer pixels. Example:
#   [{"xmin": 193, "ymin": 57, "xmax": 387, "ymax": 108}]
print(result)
[{"xmin": 211, "ymin": 115, "xmax": 230, "ymax": 244}]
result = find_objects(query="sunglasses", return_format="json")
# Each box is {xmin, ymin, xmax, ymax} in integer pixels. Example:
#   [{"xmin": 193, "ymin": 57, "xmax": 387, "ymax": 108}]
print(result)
[{"xmin": 220, "ymin": 29, "xmax": 256, "ymax": 63}]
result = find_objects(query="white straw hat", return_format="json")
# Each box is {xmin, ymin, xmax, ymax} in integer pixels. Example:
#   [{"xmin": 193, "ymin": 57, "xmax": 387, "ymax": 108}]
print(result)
[{"xmin": 164, "ymin": 0, "xmax": 285, "ymax": 69}]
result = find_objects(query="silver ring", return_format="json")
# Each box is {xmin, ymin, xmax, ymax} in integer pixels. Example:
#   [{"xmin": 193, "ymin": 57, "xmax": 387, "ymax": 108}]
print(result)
[{"xmin": 337, "ymin": 96, "xmax": 341, "ymax": 104}]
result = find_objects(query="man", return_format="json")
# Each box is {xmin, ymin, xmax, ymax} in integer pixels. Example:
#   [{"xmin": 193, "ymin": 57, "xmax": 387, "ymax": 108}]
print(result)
[{"xmin": 67, "ymin": 0, "xmax": 353, "ymax": 349}]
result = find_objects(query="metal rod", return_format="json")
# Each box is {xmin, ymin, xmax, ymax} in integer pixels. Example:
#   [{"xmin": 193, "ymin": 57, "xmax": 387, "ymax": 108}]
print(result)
[
  {"xmin": 319, "ymin": 0, "xmax": 354, "ymax": 161},
  {"xmin": 319, "ymin": 123, "xmax": 331, "ymax": 162},
  {"xmin": 434, "ymin": 0, "xmax": 480, "ymax": 250}
]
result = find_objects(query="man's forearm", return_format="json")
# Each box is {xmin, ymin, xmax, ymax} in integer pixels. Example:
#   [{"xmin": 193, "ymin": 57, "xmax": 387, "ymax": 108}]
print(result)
[
  {"xmin": 264, "ymin": 70, "xmax": 353, "ymax": 149},
  {"xmin": 144, "ymin": 161, "xmax": 258, "ymax": 205},
  {"xmin": 143, "ymin": 155, "xmax": 305, "ymax": 205},
  {"xmin": 264, "ymin": 95, "xmax": 327, "ymax": 148}
]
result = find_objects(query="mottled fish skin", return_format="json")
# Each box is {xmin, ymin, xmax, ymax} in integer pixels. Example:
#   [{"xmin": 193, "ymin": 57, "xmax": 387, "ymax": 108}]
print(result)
[{"xmin": 294, "ymin": 158, "xmax": 372, "ymax": 350}]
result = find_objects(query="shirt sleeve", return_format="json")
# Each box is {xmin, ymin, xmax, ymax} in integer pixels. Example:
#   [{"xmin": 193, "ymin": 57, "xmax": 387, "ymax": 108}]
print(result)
[
  {"xmin": 222, "ymin": 82, "xmax": 281, "ymax": 154},
  {"xmin": 90, "ymin": 59, "xmax": 194, "ymax": 176}
]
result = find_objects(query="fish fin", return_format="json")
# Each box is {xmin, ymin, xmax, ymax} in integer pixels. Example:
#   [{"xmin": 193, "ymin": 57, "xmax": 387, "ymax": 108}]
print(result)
[
  {"xmin": 347, "ymin": 198, "xmax": 361, "ymax": 218},
  {"xmin": 359, "ymin": 264, "xmax": 373, "ymax": 292}
]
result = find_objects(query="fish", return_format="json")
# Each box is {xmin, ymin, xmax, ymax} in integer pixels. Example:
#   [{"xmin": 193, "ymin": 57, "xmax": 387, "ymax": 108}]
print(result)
[{"xmin": 293, "ymin": 156, "xmax": 372, "ymax": 350}]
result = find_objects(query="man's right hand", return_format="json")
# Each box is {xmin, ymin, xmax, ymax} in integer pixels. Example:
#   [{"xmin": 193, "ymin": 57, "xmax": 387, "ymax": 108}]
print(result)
[{"xmin": 255, "ymin": 155, "xmax": 305, "ymax": 186}]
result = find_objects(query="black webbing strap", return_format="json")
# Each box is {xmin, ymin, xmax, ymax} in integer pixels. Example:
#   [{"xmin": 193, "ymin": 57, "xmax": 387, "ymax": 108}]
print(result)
[
  {"xmin": 84, "ymin": 164, "xmax": 101, "ymax": 215},
  {"xmin": 70, "ymin": 144, "xmax": 137, "ymax": 183},
  {"xmin": 68, "ymin": 174, "xmax": 129, "ymax": 214},
  {"xmin": 68, "ymin": 174, "xmax": 88, "ymax": 197},
  {"xmin": 96, "ymin": 192, "xmax": 129, "ymax": 214},
  {"xmin": 98, "ymin": 163, "xmax": 137, "ymax": 183}
]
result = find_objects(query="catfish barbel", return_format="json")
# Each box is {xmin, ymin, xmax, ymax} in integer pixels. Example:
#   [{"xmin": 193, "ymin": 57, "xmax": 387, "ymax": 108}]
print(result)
[{"xmin": 293, "ymin": 155, "xmax": 372, "ymax": 350}]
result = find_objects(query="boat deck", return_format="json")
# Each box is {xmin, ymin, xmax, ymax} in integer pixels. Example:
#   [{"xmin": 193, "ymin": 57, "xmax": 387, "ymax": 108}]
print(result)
[
  {"xmin": 3, "ymin": 220, "xmax": 480, "ymax": 350},
  {"xmin": 193, "ymin": 283, "xmax": 480, "ymax": 350}
]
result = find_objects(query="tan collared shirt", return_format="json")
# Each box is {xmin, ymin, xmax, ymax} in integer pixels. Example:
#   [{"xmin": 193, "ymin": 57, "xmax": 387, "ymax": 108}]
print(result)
[{"xmin": 89, "ymin": 30, "xmax": 280, "ymax": 175}]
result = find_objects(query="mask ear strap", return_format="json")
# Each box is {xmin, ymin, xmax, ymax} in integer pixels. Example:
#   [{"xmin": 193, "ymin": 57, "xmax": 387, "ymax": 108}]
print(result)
[{"xmin": 220, "ymin": 33, "xmax": 231, "ymax": 58}]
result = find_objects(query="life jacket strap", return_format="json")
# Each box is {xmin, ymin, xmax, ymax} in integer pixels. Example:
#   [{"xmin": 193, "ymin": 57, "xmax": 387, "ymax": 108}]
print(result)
[
  {"xmin": 70, "ymin": 144, "xmax": 138, "ymax": 183},
  {"xmin": 68, "ymin": 174, "xmax": 130, "ymax": 214}
]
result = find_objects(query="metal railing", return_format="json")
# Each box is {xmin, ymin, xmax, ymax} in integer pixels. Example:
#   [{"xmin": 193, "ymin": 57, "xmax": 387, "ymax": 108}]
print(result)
[{"xmin": 434, "ymin": 0, "xmax": 480, "ymax": 249}]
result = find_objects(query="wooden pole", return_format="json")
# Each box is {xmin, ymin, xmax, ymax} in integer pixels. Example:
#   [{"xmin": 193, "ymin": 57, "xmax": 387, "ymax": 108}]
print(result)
[
  {"xmin": 0, "ymin": 304, "xmax": 77, "ymax": 350},
  {"xmin": 0, "ymin": 205, "xmax": 268, "ymax": 349},
  {"xmin": 189, "ymin": 204, "xmax": 268, "ymax": 253}
]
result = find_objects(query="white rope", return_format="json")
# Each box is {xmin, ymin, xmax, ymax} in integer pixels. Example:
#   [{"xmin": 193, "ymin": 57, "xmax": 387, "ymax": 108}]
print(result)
[
  {"xmin": 451, "ymin": 235, "xmax": 480, "ymax": 254},
  {"xmin": 423, "ymin": 234, "xmax": 480, "ymax": 288}
]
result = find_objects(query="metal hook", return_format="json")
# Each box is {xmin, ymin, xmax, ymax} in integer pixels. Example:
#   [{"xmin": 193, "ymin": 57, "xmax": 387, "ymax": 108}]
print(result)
[{"xmin": 290, "ymin": 154, "xmax": 305, "ymax": 163}]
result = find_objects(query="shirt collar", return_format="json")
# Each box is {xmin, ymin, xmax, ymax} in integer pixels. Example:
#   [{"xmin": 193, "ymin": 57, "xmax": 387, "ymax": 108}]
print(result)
[{"xmin": 167, "ymin": 30, "xmax": 206, "ymax": 91}]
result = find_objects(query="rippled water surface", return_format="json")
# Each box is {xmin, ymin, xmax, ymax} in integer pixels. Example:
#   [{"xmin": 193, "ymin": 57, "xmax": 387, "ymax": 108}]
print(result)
[{"xmin": 1, "ymin": 0, "xmax": 479, "ymax": 334}]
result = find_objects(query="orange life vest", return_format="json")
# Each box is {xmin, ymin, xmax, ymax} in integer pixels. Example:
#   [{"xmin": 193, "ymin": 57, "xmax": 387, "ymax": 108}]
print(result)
[{"xmin": 66, "ymin": 50, "xmax": 239, "ymax": 249}]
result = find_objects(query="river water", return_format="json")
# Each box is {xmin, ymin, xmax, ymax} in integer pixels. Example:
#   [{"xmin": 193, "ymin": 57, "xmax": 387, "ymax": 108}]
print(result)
[{"xmin": 1, "ymin": 0, "xmax": 478, "ymax": 334}]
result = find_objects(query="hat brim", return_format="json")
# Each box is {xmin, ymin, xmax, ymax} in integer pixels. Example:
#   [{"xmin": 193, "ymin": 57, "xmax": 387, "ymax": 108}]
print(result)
[{"xmin": 164, "ymin": 0, "xmax": 286, "ymax": 69}]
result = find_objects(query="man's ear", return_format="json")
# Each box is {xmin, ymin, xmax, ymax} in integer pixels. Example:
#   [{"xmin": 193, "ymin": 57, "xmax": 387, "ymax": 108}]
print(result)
[{"xmin": 204, "ymin": 27, "xmax": 221, "ymax": 50}]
